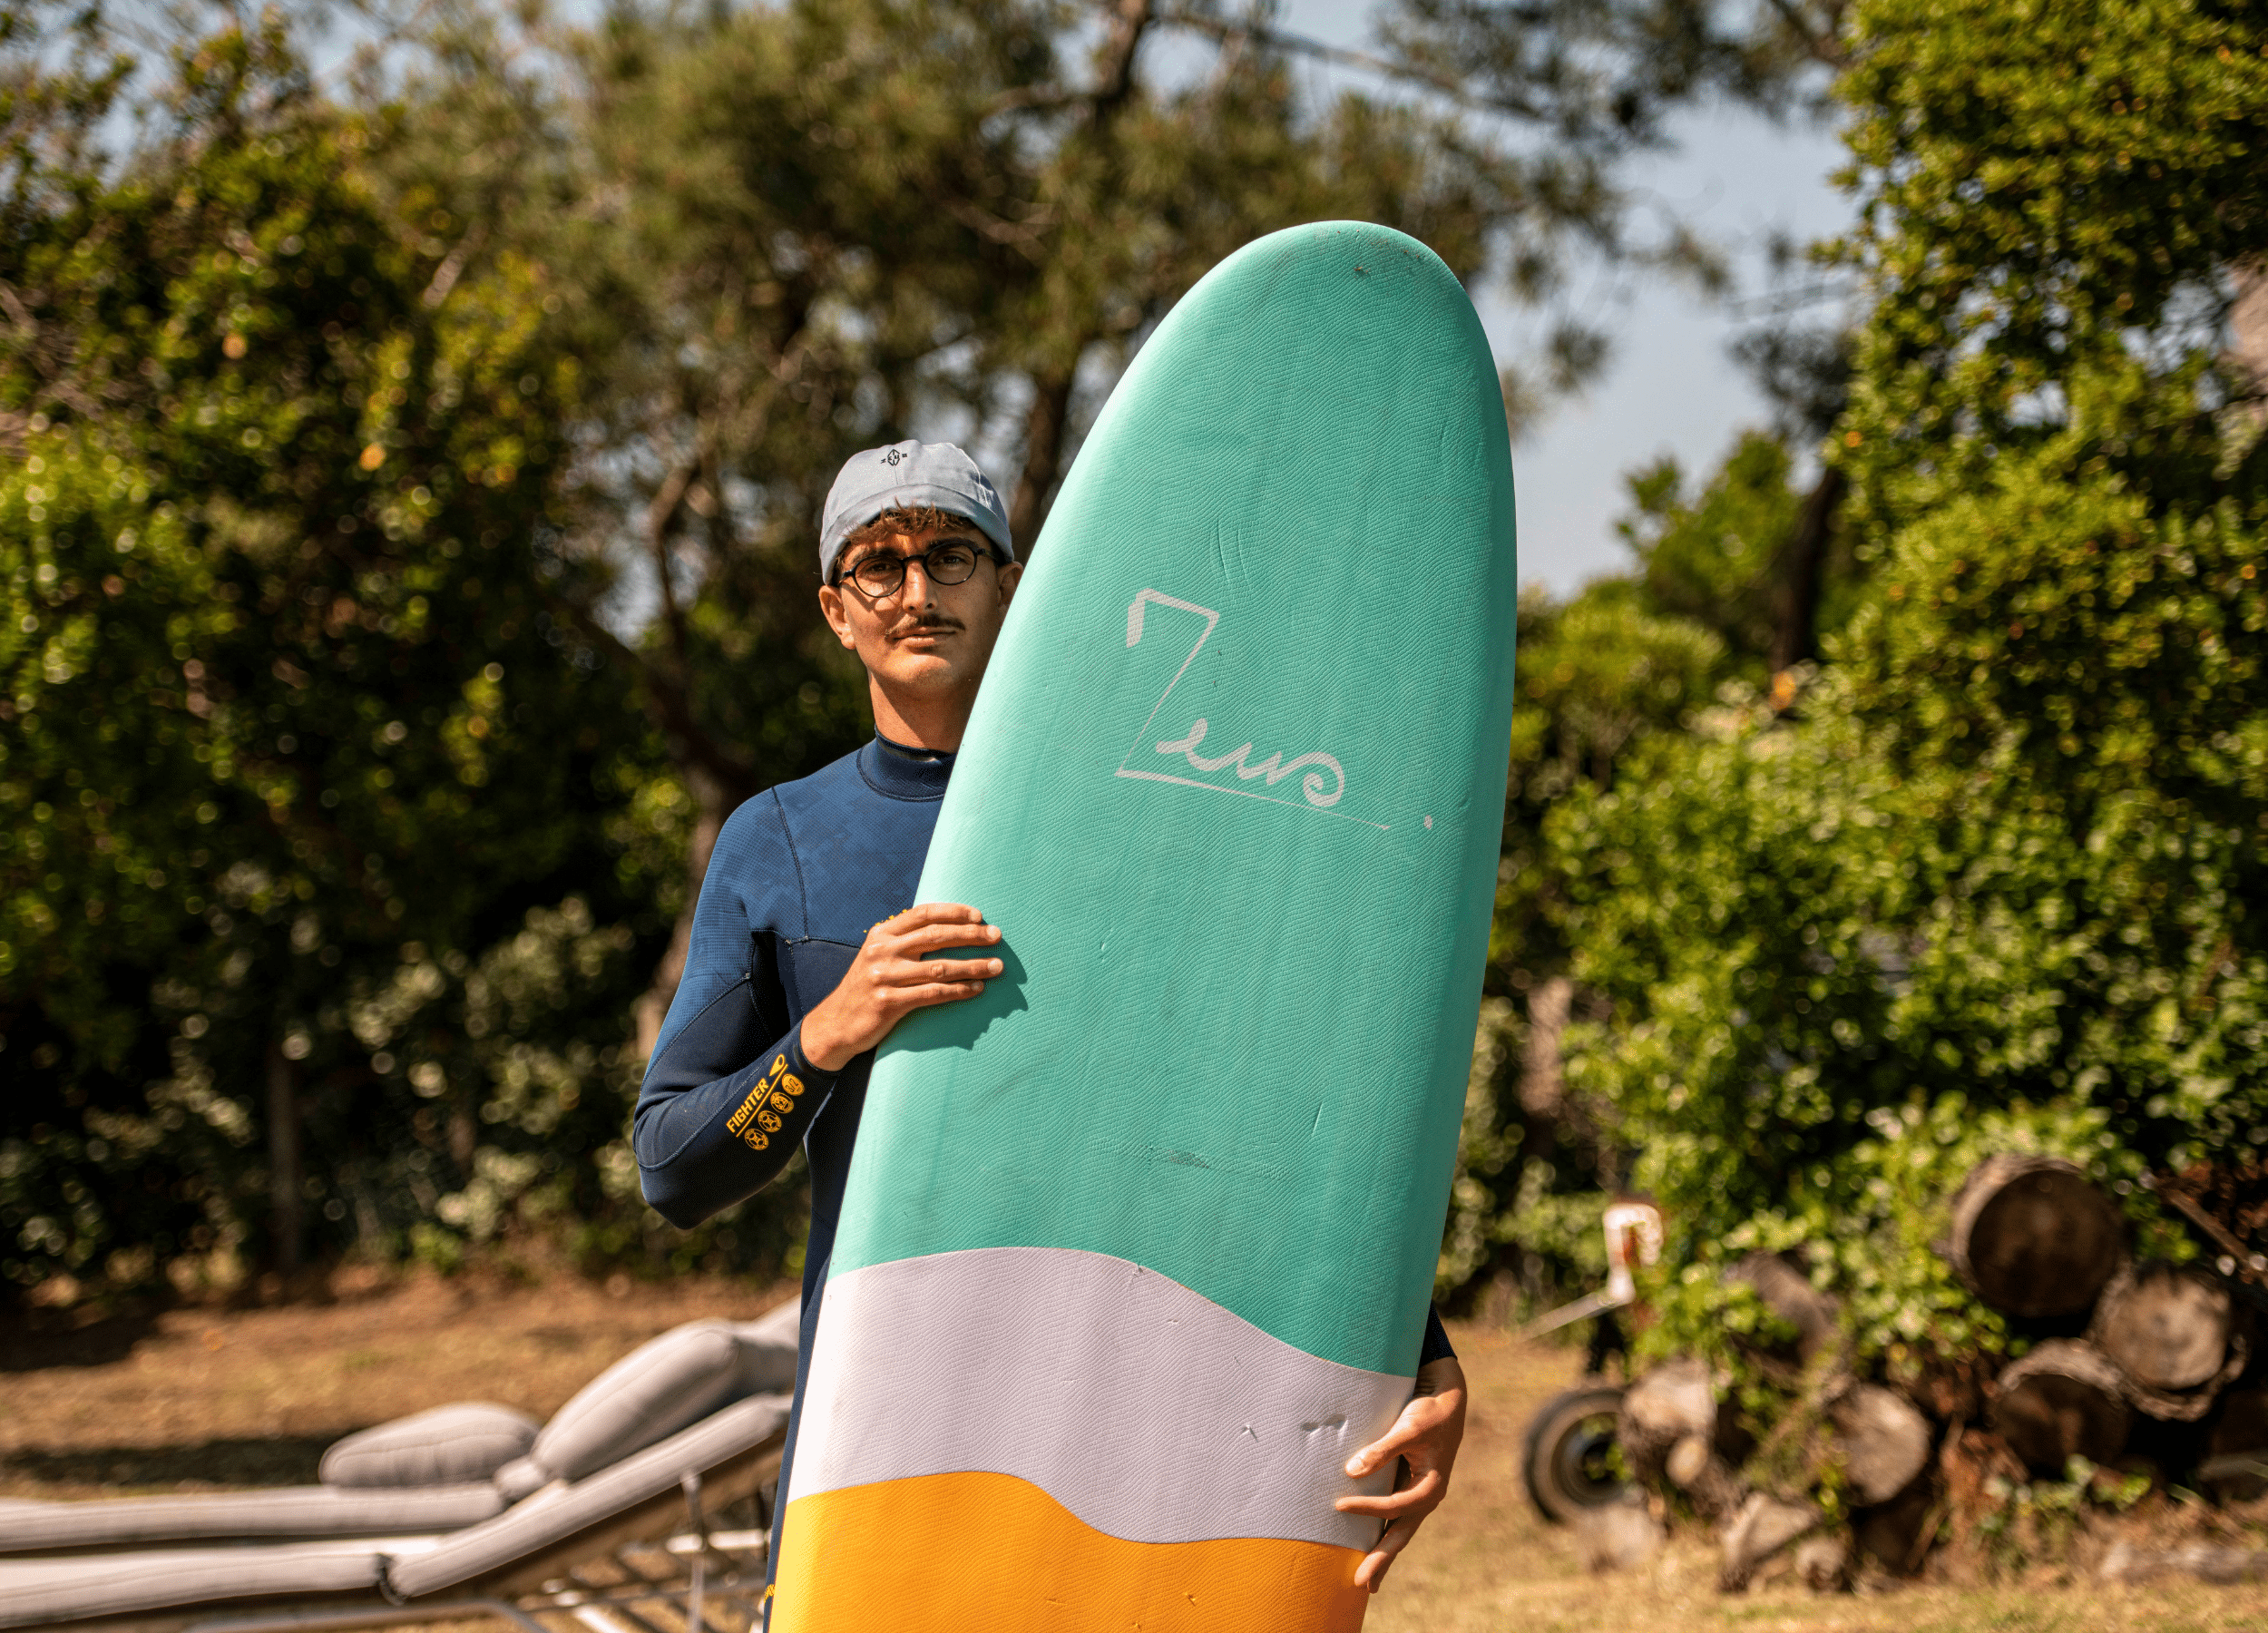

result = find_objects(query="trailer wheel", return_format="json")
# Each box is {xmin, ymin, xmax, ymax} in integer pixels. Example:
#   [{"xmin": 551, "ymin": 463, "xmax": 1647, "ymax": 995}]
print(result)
[{"xmin": 1520, "ymin": 1383, "xmax": 1628, "ymax": 1524}]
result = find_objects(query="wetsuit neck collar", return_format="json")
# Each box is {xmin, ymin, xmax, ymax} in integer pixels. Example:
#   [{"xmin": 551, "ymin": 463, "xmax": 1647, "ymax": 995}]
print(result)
[{"xmin": 859, "ymin": 730, "xmax": 955, "ymax": 800}]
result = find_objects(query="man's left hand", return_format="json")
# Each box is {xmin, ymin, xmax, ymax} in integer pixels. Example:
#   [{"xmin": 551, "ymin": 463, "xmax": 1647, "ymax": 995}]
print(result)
[{"xmin": 1333, "ymin": 1355, "xmax": 1467, "ymax": 1593}]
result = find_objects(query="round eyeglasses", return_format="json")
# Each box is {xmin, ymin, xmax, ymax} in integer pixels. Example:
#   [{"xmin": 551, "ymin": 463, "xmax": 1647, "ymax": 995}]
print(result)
[{"xmin": 836, "ymin": 539, "xmax": 995, "ymax": 597}]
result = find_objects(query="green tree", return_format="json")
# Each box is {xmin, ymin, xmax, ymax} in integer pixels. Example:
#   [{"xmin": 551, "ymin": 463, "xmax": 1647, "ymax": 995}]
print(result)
[
  {"xmin": 0, "ymin": 11, "xmax": 664, "ymax": 1292},
  {"xmin": 1540, "ymin": 0, "xmax": 2268, "ymax": 1380}
]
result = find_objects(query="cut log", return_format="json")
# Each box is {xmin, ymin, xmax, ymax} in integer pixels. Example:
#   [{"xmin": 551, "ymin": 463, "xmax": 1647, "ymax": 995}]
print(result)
[
  {"xmin": 1989, "ymin": 1338, "xmax": 2133, "ymax": 1476},
  {"xmin": 2088, "ymin": 1259, "xmax": 2249, "ymax": 1421},
  {"xmin": 1947, "ymin": 1155, "xmax": 2125, "ymax": 1318},
  {"xmin": 1793, "ymin": 1531, "xmax": 1853, "ymax": 1593},
  {"xmin": 1725, "ymin": 1251, "xmax": 1842, "ymax": 1363},
  {"xmin": 1618, "ymin": 1358, "xmax": 1719, "ymax": 1489},
  {"xmin": 1828, "ymin": 1383, "xmax": 1932, "ymax": 1504},
  {"xmin": 1719, "ymin": 1493, "xmax": 1823, "ymax": 1591},
  {"xmin": 1665, "ymin": 1433, "xmax": 1747, "ymax": 1521}
]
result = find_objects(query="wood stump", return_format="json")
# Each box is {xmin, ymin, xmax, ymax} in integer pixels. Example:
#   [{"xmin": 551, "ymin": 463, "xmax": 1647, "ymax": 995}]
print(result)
[
  {"xmin": 1989, "ymin": 1338, "xmax": 2133, "ymax": 1476},
  {"xmin": 1618, "ymin": 1358, "xmax": 1719, "ymax": 1489},
  {"xmin": 1719, "ymin": 1493, "xmax": 1823, "ymax": 1590},
  {"xmin": 2088, "ymin": 1259, "xmax": 2249, "ymax": 1421},
  {"xmin": 1793, "ymin": 1531, "xmax": 1853, "ymax": 1593},
  {"xmin": 1948, "ymin": 1155, "xmax": 2125, "ymax": 1318},
  {"xmin": 1725, "ymin": 1251, "xmax": 1842, "ymax": 1363},
  {"xmin": 1828, "ymin": 1383, "xmax": 1932, "ymax": 1504}
]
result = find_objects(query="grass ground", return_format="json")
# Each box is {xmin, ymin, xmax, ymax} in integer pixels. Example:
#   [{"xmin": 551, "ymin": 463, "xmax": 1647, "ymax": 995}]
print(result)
[{"xmin": 5, "ymin": 1271, "xmax": 2263, "ymax": 1630}]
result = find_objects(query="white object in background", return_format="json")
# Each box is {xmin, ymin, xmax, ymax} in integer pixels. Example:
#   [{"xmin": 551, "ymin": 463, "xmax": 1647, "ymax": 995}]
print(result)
[{"xmin": 1521, "ymin": 1200, "xmax": 1666, "ymax": 1338}]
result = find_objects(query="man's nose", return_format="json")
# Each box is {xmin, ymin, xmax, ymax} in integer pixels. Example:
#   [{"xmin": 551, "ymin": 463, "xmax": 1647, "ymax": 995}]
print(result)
[{"xmin": 900, "ymin": 559, "xmax": 939, "ymax": 605}]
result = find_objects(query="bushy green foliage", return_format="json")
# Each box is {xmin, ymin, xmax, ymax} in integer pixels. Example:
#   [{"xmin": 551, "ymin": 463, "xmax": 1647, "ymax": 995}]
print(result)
[
  {"xmin": 1443, "ymin": 442, "xmax": 1828, "ymax": 1309},
  {"xmin": 1616, "ymin": 433, "xmax": 1804, "ymax": 670},
  {"xmin": 1635, "ymin": 1098, "xmax": 2187, "ymax": 1385},
  {"xmin": 0, "ymin": 16, "xmax": 676, "ymax": 1290},
  {"xmin": 1527, "ymin": 0, "xmax": 2268, "ymax": 1375}
]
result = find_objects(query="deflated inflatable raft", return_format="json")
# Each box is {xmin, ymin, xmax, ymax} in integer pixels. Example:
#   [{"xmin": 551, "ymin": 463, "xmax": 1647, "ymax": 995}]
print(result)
[{"xmin": 772, "ymin": 220, "xmax": 1518, "ymax": 1631}]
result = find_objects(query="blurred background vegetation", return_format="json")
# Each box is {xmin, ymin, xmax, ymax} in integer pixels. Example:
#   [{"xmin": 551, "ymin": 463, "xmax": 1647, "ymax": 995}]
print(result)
[{"xmin": 3, "ymin": 0, "xmax": 2263, "ymax": 1383}]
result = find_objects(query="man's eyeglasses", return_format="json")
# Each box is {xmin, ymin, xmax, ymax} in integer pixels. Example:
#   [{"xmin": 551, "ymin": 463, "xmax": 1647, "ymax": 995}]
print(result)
[{"xmin": 835, "ymin": 539, "xmax": 996, "ymax": 597}]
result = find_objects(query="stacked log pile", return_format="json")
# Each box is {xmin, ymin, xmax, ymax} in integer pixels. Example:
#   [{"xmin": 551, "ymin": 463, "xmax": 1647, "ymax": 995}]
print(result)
[{"xmin": 1615, "ymin": 1155, "xmax": 2268, "ymax": 1589}]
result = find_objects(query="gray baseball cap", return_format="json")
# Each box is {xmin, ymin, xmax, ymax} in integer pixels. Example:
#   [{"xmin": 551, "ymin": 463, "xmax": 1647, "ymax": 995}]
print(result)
[{"xmin": 819, "ymin": 439, "xmax": 1014, "ymax": 582}]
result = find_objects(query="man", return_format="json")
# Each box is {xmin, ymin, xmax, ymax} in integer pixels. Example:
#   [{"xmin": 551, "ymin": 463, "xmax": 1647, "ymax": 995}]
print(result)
[{"xmin": 634, "ymin": 439, "xmax": 1465, "ymax": 1612}]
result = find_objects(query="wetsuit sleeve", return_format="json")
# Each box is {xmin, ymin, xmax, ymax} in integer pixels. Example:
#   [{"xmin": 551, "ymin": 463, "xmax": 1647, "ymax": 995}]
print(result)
[
  {"xmin": 1419, "ymin": 1304, "xmax": 1456, "ymax": 1367},
  {"xmin": 634, "ymin": 797, "xmax": 836, "ymax": 1229}
]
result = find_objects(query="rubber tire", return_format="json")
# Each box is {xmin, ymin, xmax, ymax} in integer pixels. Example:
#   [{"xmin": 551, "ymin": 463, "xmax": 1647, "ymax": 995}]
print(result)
[{"xmin": 1520, "ymin": 1384, "xmax": 1629, "ymax": 1525}]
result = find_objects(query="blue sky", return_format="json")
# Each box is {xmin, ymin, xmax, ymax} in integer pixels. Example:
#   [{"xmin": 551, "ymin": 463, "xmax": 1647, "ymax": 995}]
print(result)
[{"xmin": 1275, "ymin": 0, "xmax": 1855, "ymax": 596}]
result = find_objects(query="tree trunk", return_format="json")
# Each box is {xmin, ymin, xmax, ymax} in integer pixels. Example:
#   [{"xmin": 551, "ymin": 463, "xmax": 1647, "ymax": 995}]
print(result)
[
  {"xmin": 265, "ymin": 1042, "xmax": 301, "ymax": 1274},
  {"xmin": 2089, "ymin": 1260, "xmax": 2249, "ymax": 1421},
  {"xmin": 2230, "ymin": 262, "xmax": 2268, "ymax": 407},
  {"xmin": 1518, "ymin": 974, "xmax": 1571, "ymax": 1120},
  {"xmin": 1767, "ymin": 463, "xmax": 1844, "ymax": 676},
  {"xmin": 1008, "ymin": 368, "xmax": 1076, "ymax": 551},
  {"xmin": 1718, "ymin": 1493, "xmax": 1823, "ymax": 1591},
  {"xmin": 1725, "ymin": 1250, "xmax": 1841, "ymax": 1364},
  {"xmin": 1947, "ymin": 1154, "xmax": 2125, "ymax": 1318},
  {"xmin": 1989, "ymin": 1338, "xmax": 2133, "ymax": 1476},
  {"xmin": 634, "ymin": 762, "xmax": 733, "ymax": 1061},
  {"xmin": 1829, "ymin": 1382, "xmax": 1932, "ymax": 1504}
]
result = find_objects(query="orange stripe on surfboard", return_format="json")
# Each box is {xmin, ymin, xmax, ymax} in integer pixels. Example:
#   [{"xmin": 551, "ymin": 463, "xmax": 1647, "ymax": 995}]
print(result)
[{"xmin": 771, "ymin": 1470, "xmax": 1370, "ymax": 1632}]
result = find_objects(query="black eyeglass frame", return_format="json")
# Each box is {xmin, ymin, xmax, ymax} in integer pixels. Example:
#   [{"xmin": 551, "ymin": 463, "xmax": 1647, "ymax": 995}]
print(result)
[{"xmin": 831, "ymin": 536, "xmax": 1002, "ymax": 596}]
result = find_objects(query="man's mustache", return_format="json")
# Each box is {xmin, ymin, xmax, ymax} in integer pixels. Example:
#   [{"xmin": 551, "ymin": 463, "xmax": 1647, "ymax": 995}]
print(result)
[{"xmin": 892, "ymin": 616, "xmax": 963, "ymax": 636}]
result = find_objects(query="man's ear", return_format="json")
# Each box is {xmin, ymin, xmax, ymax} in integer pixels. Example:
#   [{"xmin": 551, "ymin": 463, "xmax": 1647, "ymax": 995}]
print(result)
[
  {"xmin": 997, "ymin": 560, "xmax": 1023, "ymax": 608},
  {"xmin": 817, "ymin": 582, "xmax": 858, "ymax": 651}
]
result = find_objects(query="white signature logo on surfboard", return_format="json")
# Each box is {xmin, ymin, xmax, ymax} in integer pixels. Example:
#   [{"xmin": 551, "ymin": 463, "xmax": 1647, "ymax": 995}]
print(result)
[{"xmin": 1116, "ymin": 588, "xmax": 1384, "ymax": 830}]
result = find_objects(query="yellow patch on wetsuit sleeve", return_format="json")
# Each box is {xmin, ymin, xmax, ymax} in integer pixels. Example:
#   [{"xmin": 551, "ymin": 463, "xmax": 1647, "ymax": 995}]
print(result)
[{"xmin": 724, "ymin": 1051, "xmax": 806, "ymax": 1151}]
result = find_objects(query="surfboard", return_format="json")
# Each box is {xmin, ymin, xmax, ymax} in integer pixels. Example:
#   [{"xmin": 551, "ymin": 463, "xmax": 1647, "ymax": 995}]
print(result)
[{"xmin": 771, "ymin": 220, "xmax": 1517, "ymax": 1631}]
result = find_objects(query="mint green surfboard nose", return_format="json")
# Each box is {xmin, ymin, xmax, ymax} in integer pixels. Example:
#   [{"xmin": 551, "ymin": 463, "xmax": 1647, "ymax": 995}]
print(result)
[{"xmin": 833, "ymin": 220, "xmax": 1517, "ymax": 1376}]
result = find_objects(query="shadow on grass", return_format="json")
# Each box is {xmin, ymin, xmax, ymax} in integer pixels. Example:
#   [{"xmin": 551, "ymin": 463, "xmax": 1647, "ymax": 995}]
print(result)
[
  {"xmin": 0, "ymin": 1305, "xmax": 169, "ymax": 1374},
  {"xmin": 2, "ymin": 1434, "xmax": 336, "ymax": 1490}
]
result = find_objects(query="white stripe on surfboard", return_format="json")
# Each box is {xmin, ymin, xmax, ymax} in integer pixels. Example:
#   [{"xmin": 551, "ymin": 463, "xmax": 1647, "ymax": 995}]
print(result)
[{"xmin": 786, "ymin": 1245, "xmax": 1411, "ymax": 1551}]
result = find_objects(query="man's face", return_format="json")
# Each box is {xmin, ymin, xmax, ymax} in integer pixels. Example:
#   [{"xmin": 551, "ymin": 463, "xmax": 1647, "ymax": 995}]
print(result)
[{"xmin": 818, "ymin": 520, "xmax": 1022, "ymax": 703}]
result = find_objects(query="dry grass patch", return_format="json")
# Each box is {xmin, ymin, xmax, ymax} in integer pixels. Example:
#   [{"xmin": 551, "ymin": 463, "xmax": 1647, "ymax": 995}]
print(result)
[{"xmin": 0, "ymin": 1267, "xmax": 795, "ymax": 1499}]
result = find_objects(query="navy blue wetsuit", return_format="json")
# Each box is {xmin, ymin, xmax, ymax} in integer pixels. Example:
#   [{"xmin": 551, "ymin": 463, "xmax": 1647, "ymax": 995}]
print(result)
[{"xmin": 633, "ymin": 732, "xmax": 1454, "ymax": 1594}]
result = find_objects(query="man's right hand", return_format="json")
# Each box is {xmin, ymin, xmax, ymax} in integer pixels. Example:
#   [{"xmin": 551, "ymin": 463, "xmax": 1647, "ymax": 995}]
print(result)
[{"xmin": 798, "ymin": 903, "xmax": 1003, "ymax": 1071}]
